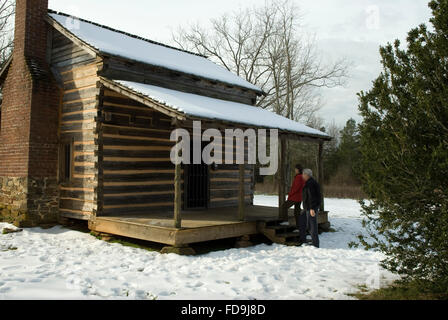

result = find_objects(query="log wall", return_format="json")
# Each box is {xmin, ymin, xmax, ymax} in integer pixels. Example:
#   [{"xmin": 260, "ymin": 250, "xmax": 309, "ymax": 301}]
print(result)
[
  {"xmin": 209, "ymin": 164, "xmax": 254, "ymax": 208},
  {"xmin": 51, "ymin": 30, "xmax": 100, "ymax": 220},
  {"xmin": 99, "ymin": 89, "xmax": 178, "ymax": 216},
  {"xmin": 98, "ymin": 88, "xmax": 255, "ymax": 216},
  {"xmin": 50, "ymin": 29, "xmax": 255, "ymax": 219}
]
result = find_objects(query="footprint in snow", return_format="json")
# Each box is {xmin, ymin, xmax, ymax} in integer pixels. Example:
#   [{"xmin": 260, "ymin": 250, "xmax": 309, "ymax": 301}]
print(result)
[
  {"xmin": 272, "ymin": 274, "xmax": 283, "ymax": 281},
  {"xmin": 2, "ymin": 265, "xmax": 22, "ymax": 271},
  {"xmin": 215, "ymin": 280, "xmax": 231, "ymax": 285},
  {"xmin": 231, "ymin": 287, "xmax": 241, "ymax": 294},
  {"xmin": 188, "ymin": 281, "xmax": 204, "ymax": 288},
  {"xmin": 158, "ymin": 290, "xmax": 177, "ymax": 297},
  {"xmin": 0, "ymin": 287, "xmax": 11, "ymax": 293}
]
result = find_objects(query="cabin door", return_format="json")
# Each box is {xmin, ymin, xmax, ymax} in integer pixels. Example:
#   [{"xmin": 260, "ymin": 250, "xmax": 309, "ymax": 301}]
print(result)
[{"xmin": 184, "ymin": 142, "xmax": 209, "ymax": 209}]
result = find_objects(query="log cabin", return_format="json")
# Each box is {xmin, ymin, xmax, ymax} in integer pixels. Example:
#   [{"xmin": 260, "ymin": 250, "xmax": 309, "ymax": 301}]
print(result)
[{"xmin": 0, "ymin": 0, "xmax": 331, "ymax": 252}]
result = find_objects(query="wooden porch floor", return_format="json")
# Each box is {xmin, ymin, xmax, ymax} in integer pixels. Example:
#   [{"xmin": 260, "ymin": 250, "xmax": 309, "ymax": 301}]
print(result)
[
  {"xmin": 99, "ymin": 205, "xmax": 287, "ymax": 228},
  {"xmin": 88, "ymin": 205, "xmax": 328, "ymax": 247}
]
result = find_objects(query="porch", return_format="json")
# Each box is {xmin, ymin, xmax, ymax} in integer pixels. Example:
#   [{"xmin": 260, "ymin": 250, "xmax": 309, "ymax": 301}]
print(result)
[{"xmin": 88, "ymin": 205, "xmax": 329, "ymax": 247}]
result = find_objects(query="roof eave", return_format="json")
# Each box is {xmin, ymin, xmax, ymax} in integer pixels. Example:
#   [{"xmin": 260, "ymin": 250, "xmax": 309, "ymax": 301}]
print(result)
[
  {"xmin": 99, "ymin": 52, "xmax": 264, "ymax": 96},
  {"xmin": 188, "ymin": 115, "xmax": 331, "ymax": 141},
  {"xmin": 280, "ymin": 131, "xmax": 332, "ymax": 142},
  {"xmin": 46, "ymin": 15, "xmax": 99, "ymax": 58},
  {"xmin": 99, "ymin": 77, "xmax": 186, "ymax": 121},
  {"xmin": 101, "ymin": 78, "xmax": 330, "ymax": 142}
]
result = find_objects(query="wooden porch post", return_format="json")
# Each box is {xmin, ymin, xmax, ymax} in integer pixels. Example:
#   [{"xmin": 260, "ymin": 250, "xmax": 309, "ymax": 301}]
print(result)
[
  {"xmin": 238, "ymin": 164, "xmax": 245, "ymax": 221},
  {"xmin": 174, "ymin": 129, "xmax": 182, "ymax": 229},
  {"xmin": 278, "ymin": 135, "xmax": 287, "ymax": 220},
  {"xmin": 318, "ymin": 141, "xmax": 325, "ymax": 212}
]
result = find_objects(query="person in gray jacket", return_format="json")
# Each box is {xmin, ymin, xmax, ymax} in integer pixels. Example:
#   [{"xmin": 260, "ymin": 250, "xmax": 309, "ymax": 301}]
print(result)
[{"xmin": 299, "ymin": 169, "xmax": 321, "ymax": 248}]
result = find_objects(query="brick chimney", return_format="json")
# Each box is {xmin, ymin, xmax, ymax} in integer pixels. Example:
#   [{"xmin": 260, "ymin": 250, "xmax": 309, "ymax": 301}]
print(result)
[{"xmin": 0, "ymin": 0, "xmax": 60, "ymax": 227}]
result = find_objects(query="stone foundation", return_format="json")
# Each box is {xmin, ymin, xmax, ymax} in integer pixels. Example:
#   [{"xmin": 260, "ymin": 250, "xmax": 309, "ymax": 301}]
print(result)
[{"xmin": 0, "ymin": 176, "xmax": 59, "ymax": 227}]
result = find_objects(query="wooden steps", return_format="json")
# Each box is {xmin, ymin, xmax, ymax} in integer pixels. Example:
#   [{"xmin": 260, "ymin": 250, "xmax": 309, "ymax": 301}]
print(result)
[{"xmin": 258, "ymin": 220, "xmax": 304, "ymax": 246}]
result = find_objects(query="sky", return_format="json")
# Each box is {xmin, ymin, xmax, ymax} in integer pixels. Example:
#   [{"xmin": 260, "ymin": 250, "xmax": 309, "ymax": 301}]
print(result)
[{"xmin": 48, "ymin": 0, "xmax": 433, "ymax": 127}]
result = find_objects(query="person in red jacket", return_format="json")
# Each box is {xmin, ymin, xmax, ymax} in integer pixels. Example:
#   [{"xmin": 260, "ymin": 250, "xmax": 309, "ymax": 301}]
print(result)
[{"xmin": 281, "ymin": 164, "xmax": 305, "ymax": 223}]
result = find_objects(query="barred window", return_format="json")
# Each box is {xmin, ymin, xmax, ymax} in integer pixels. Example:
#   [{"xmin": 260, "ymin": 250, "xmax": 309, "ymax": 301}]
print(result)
[{"xmin": 60, "ymin": 142, "xmax": 73, "ymax": 182}]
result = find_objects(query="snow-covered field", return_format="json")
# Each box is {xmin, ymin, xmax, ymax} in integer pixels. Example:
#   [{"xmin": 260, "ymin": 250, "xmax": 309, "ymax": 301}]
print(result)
[{"xmin": 0, "ymin": 196, "xmax": 398, "ymax": 300}]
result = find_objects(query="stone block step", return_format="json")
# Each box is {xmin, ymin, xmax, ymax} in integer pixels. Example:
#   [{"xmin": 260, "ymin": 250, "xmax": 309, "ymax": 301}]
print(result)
[
  {"xmin": 266, "ymin": 225, "xmax": 295, "ymax": 231},
  {"xmin": 279, "ymin": 232, "xmax": 302, "ymax": 239}
]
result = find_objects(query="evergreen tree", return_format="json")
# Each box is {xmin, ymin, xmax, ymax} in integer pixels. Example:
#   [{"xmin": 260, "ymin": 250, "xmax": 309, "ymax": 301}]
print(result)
[
  {"xmin": 338, "ymin": 119, "xmax": 359, "ymax": 160},
  {"xmin": 356, "ymin": 0, "xmax": 448, "ymax": 291},
  {"xmin": 337, "ymin": 118, "xmax": 361, "ymax": 183}
]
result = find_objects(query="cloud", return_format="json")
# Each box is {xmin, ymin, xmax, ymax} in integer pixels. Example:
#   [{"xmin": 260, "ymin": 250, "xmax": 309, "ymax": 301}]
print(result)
[{"xmin": 297, "ymin": 0, "xmax": 432, "ymax": 125}]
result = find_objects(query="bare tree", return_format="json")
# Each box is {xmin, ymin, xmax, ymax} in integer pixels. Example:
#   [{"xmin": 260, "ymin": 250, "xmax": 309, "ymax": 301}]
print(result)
[
  {"xmin": 0, "ymin": 0, "xmax": 14, "ymax": 110},
  {"xmin": 0, "ymin": 0, "xmax": 14, "ymax": 67},
  {"xmin": 172, "ymin": 0, "xmax": 348, "ymax": 125},
  {"xmin": 172, "ymin": 4, "xmax": 276, "ymax": 98}
]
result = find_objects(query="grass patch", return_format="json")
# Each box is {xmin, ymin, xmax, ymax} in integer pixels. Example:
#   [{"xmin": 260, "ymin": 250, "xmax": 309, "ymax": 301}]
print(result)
[
  {"xmin": 0, "ymin": 245, "xmax": 18, "ymax": 252},
  {"xmin": 88, "ymin": 231, "xmax": 164, "ymax": 252},
  {"xmin": 93, "ymin": 233, "xmax": 271, "ymax": 256},
  {"xmin": 2, "ymin": 228, "xmax": 22, "ymax": 235},
  {"xmin": 192, "ymin": 234, "xmax": 271, "ymax": 255},
  {"xmin": 350, "ymin": 281, "xmax": 448, "ymax": 300},
  {"xmin": 108, "ymin": 238, "xmax": 162, "ymax": 253},
  {"xmin": 192, "ymin": 238, "xmax": 241, "ymax": 255},
  {"xmin": 64, "ymin": 219, "xmax": 272, "ymax": 256}
]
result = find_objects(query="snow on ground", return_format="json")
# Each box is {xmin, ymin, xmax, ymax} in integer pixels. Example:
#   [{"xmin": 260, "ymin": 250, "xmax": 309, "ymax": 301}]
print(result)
[{"xmin": 0, "ymin": 196, "xmax": 399, "ymax": 300}]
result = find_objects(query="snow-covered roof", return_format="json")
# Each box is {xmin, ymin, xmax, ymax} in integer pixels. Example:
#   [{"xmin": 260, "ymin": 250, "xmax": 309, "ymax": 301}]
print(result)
[
  {"xmin": 48, "ymin": 11, "xmax": 262, "ymax": 94},
  {"xmin": 105, "ymin": 79, "xmax": 329, "ymax": 139}
]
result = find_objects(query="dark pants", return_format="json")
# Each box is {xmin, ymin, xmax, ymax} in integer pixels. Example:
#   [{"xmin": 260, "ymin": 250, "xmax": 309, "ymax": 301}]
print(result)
[
  {"xmin": 298, "ymin": 210, "xmax": 320, "ymax": 248},
  {"xmin": 282, "ymin": 200, "xmax": 301, "ymax": 221}
]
